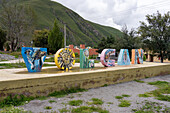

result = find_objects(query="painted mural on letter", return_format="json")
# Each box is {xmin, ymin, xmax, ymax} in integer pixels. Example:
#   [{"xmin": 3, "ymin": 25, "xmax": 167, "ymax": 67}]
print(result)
[
  {"xmin": 21, "ymin": 47, "xmax": 47, "ymax": 72},
  {"xmin": 100, "ymin": 49, "xmax": 116, "ymax": 67},
  {"xmin": 55, "ymin": 48, "xmax": 75, "ymax": 70},
  {"xmin": 117, "ymin": 49, "xmax": 130, "ymax": 65},
  {"xmin": 131, "ymin": 49, "xmax": 143, "ymax": 64}
]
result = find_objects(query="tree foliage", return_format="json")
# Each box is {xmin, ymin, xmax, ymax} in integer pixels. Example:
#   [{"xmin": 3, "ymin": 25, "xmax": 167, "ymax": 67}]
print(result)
[
  {"xmin": 33, "ymin": 29, "xmax": 49, "ymax": 48},
  {"xmin": 138, "ymin": 11, "xmax": 170, "ymax": 63},
  {"xmin": 0, "ymin": 0, "xmax": 36, "ymax": 51},
  {"xmin": 48, "ymin": 19, "xmax": 64, "ymax": 53},
  {"xmin": 0, "ymin": 28, "xmax": 6, "ymax": 50}
]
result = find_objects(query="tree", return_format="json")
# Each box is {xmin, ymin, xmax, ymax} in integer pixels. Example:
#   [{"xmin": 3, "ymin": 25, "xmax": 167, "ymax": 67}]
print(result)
[
  {"xmin": 118, "ymin": 25, "xmax": 142, "ymax": 58},
  {"xmin": 0, "ymin": 27, "xmax": 6, "ymax": 50},
  {"xmin": 48, "ymin": 19, "xmax": 64, "ymax": 53},
  {"xmin": 138, "ymin": 11, "xmax": 170, "ymax": 63},
  {"xmin": 33, "ymin": 29, "xmax": 49, "ymax": 48},
  {"xmin": 96, "ymin": 35, "xmax": 116, "ymax": 53},
  {"xmin": 0, "ymin": 0, "xmax": 36, "ymax": 51}
]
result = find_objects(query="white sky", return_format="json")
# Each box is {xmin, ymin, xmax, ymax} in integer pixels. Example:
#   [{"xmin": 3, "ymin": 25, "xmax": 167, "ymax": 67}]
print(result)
[{"xmin": 52, "ymin": 0, "xmax": 170, "ymax": 30}]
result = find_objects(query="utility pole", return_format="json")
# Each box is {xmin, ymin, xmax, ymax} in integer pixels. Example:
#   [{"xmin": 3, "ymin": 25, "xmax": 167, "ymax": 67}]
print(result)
[{"xmin": 64, "ymin": 24, "xmax": 66, "ymax": 47}]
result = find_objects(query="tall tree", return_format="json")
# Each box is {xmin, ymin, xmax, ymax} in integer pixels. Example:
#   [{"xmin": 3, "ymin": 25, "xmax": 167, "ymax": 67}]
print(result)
[
  {"xmin": 0, "ymin": 0, "xmax": 36, "ymax": 51},
  {"xmin": 138, "ymin": 11, "xmax": 170, "ymax": 63},
  {"xmin": 48, "ymin": 19, "xmax": 64, "ymax": 53},
  {"xmin": 0, "ymin": 27, "xmax": 6, "ymax": 50}
]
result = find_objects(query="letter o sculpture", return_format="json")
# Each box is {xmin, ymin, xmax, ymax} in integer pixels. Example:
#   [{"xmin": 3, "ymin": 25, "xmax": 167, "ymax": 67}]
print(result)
[
  {"xmin": 55, "ymin": 48, "xmax": 75, "ymax": 70},
  {"xmin": 100, "ymin": 49, "xmax": 116, "ymax": 67}
]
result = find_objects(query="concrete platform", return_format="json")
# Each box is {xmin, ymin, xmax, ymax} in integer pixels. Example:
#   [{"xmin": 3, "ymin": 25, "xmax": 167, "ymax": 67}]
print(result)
[{"xmin": 0, "ymin": 62, "xmax": 170, "ymax": 99}]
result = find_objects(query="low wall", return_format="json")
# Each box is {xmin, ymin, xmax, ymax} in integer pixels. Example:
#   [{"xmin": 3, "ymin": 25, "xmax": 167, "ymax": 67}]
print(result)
[{"xmin": 0, "ymin": 63, "xmax": 170, "ymax": 100}]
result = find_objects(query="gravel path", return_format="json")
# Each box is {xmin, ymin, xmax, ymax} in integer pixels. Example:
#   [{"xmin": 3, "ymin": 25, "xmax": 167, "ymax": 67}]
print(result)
[{"xmin": 18, "ymin": 74, "xmax": 170, "ymax": 113}]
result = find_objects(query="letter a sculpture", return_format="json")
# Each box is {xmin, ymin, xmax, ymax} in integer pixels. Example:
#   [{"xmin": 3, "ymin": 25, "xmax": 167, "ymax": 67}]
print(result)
[
  {"xmin": 21, "ymin": 47, "xmax": 47, "ymax": 72},
  {"xmin": 131, "ymin": 49, "xmax": 143, "ymax": 64},
  {"xmin": 55, "ymin": 48, "xmax": 75, "ymax": 70},
  {"xmin": 117, "ymin": 49, "xmax": 130, "ymax": 65},
  {"xmin": 100, "ymin": 49, "xmax": 116, "ymax": 67}
]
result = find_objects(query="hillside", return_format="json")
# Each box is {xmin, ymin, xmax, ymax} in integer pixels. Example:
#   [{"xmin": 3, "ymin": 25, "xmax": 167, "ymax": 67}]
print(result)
[{"xmin": 0, "ymin": 0, "xmax": 123, "ymax": 47}]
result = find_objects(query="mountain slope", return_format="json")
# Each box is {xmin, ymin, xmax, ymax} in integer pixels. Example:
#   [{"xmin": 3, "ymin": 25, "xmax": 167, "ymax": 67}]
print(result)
[{"xmin": 0, "ymin": 0, "xmax": 123, "ymax": 46}]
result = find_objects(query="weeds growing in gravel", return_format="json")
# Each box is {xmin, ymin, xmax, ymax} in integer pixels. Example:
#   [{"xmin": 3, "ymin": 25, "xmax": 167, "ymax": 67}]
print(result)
[
  {"xmin": 59, "ymin": 108, "xmax": 69, "ymax": 113},
  {"xmin": 48, "ymin": 100, "xmax": 57, "ymax": 103},
  {"xmin": 44, "ymin": 106, "xmax": 52, "ymax": 109},
  {"xmin": 115, "ymin": 96, "xmax": 123, "ymax": 99},
  {"xmin": 0, "ymin": 106, "xmax": 32, "ymax": 113},
  {"xmin": 132, "ymin": 100, "xmax": 170, "ymax": 113},
  {"xmin": 122, "ymin": 94, "xmax": 131, "ymax": 97},
  {"xmin": 134, "ymin": 79, "xmax": 145, "ymax": 83},
  {"xmin": 118, "ymin": 100, "xmax": 131, "ymax": 107},
  {"xmin": 71, "ymin": 106, "xmax": 109, "ymax": 113},
  {"xmin": 138, "ymin": 93, "xmax": 152, "ymax": 97},
  {"xmin": 68, "ymin": 100, "xmax": 83, "ymax": 106}
]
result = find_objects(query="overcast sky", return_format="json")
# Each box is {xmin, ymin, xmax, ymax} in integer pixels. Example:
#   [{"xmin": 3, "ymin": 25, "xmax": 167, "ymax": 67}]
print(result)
[{"xmin": 52, "ymin": 0, "xmax": 170, "ymax": 30}]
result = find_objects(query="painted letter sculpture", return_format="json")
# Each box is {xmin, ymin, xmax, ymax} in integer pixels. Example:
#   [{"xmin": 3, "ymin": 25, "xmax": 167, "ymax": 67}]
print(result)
[
  {"xmin": 131, "ymin": 49, "xmax": 143, "ymax": 64},
  {"xmin": 100, "ymin": 49, "xmax": 116, "ymax": 67},
  {"xmin": 117, "ymin": 49, "xmax": 130, "ymax": 65},
  {"xmin": 80, "ymin": 49, "xmax": 90, "ymax": 68},
  {"xmin": 21, "ymin": 47, "xmax": 47, "ymax": 72},
  {"xmin": 55, "ymin": 48, "xmax": 75, "ymax": 70}
]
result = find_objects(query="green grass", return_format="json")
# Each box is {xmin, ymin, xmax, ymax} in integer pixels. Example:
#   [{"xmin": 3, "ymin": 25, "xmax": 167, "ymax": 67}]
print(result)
[
  {"xmin": 138, "ymin": 81, "xmax": 170, "ymax": 102},
  {"xmin": 132, "ymin": 100, "xmax": 170, "ymax": 113},
  {"xmin": 107, "ymin": 102, "xmax": 113, "ymax": 104},
  {"xmin": 71, "ymin": 106, "xmax": 109, "ymax": 113},
  {"xmin": 115, "ymin": 96, "xmax": 123, "ymax": 99},
  {"xmin": 45, "ymin": 57, "xmax": 54, "ymax": 62},
  {"xmin": 59, "ymin": 108, "xmax": 69, "ymax": 113},
  {"xmin": 134, "ymin": 79, "xmax": 145, "ymax": 83},
  {"xmin": 0, "ymin": 106, "xmax": 32, "ymax": 113},
  {"xmin": 68, "ymin": 100, "xmax": 83, "ymax": 106},
  {"xmin": 122, "ymin": 94, "xmax": 131, "ymax": 97},
  {"xmin": 118, "ymin": 100, "xmax": 131, "ymax": 107},
  {"xmin": 44, "ymin": 106, "xmax": 52, "ymax": 109},
  {"xmin": 138, "ymin": 93, "xmax": 152, "ymax": 97},
  {"xmin": 91, "ymin": 98, "xmax": 104, "ymax": 105},
  {"xmin": 48, "ymin": 100, "xmax": 57, "ymax": 103},
  {"xmin": 36, "ymin": 96, "xmax": 48, "ymax": 100},
  {"xmin": 48, "ymin": 87, "xmax": 87, "ymax": 98},
  {"xmin": 0, "ymin": 87, "xmax": 87, "ymax": 108},
  {"xmin": 0, "ymin": 63, "xmax": 55, "ymax": 69}
]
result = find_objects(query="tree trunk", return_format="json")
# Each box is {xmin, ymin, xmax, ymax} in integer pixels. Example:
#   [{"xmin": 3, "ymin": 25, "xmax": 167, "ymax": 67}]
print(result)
[{"xmin": 160, "ymin": 51, "xmax": 164, "ymax": 63}]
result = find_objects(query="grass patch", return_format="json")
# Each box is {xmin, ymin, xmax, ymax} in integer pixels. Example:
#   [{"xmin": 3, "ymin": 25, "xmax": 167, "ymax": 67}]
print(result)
[
  {"xmin": 68, "ymin": 100, "xmax": 83, "ymax": 106},
  {"xmin": 118, "ymin": 100, "xmax": 131, "ymax": 107},
  {"xmin": 0, "ymin": 95, "xmax": 35, "ymax": 108},
  {"xmin": 75, "ymin": 58, "xmax": 100, "ymax": 63},
  {"xmin": 134, "ymin": 79, "xmax": 145, "ymax": 83},
  {"xmin": 45, "ymin": 57, "xmax": 54, "ymax": 62},
  {"xmin": 36, "ymin": 96, "xmax": 48, "ymax": 100},
  {"xmin": 71, "ymin": 106, "xmax": 109, "ymax": 113},
  {"xmin": 48, "ymin": 100, "xmax": 57, "ymax": 103},
  {"xmin": 138, "ymin": 93, "xmax": 152, "ymax": 98},
  {"xmin": 44, "ymin": 106, "xmax": 52, "ymax": 109},
  {"xmin": 59, "ymin": 108, "xmax": 69, "ymax": 113},
  {"xmin": 0, "ymin": 63, "xmax": 55, "ymax": 69},
  {"xmin": 122, "ymin": 94, "xmax": 131, "ymax": 97},
  {"xmin": 115, "ymin": 96, "xmax": 123, "ymax": 99},
  {"xmin": 91, "ymin": 98, "xmax": 104, "ymax": 105},
  {"xmin": 102, "ymin": 84, "xmax": 108, "ymax": 87},
  {"xmin": 48, "ymin": 87, "xmax": 87, "ymax": 98},
  {"xmin": 132, "ymin": 100, "xmax": 170, "ymax": 113},
  {"xmin": 148, "ymin": 81, "xmax": 169, "ymax": 86},
  {"xmin": 107, "ymin": 102, "xmax": 113, "ymax": 104},
  {"xmin": 0, "ymin": 87, "xmax": 86, "ymax": 108},
  {"xmin": 0, "ymin": 106, "xmax": 32, "ymax": 113}
]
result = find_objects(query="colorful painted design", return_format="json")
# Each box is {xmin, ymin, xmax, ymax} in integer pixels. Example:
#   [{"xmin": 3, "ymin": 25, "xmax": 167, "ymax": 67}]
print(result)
[
  {"xmin": 55, "ymin": 48, "xmax": 75, "ymax": 70},
  {"xmin": 117, "ymin": 49, "xmax": 130, "ymax": 65},
  {"xmin": 100, "ymin": 49, "xmax": 116, "ymax": 67},
  {"xmin": 21, "ymin": 47, "xmax": 47, "ymax": 72},
  {"xmin": 131, "ymin": 49, "xmax": 143, "ymax": 64},
  {"xmin": 89, "ymin": 60, "xmax": 94, "ymax": 68},
  {"xmin": 80, "ymin": 49, "xmax": 89, "ymax": 68}
]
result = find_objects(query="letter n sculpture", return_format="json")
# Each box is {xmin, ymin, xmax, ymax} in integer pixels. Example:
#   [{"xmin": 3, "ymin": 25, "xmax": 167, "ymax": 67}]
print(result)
[
  {"xmin": 100, "ymin": 49, "xmax": 116, "ymax": 67},
  {"xmin": 21, "ymin": 47, "xmax": 47, "ymax": 72},
  {"xmin": 131, "ymin": 49, "xmax": 143, "ymax": 64},
  {"xmin": 117, "ymin": 49, "xmax": 130, "ymax": 65},
  {"xmin": 80, "ymin": 49, "xmax": 89, "ymax": 68}
]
